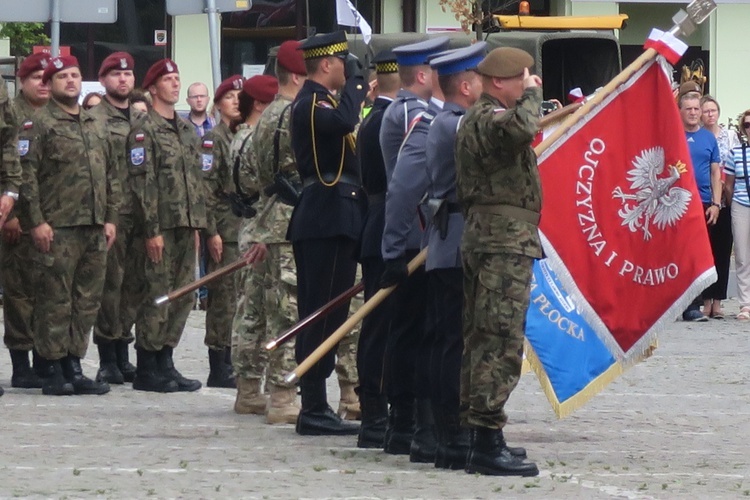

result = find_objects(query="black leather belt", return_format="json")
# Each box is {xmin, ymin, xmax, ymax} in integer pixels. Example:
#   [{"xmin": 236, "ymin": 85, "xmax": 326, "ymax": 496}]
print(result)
[{"xmin": 302, "ymin": 173, "xmax": 361, "ymax": 189}]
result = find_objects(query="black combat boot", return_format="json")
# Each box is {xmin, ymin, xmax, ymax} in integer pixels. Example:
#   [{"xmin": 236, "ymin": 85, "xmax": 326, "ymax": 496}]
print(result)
[
  {"xmin": 157, "ymin": 346, "xmax": 202, "ymax": 392},
  {"xmin": 133, "ymin": 348, "xmax": 179, "ymax": 393},
  {"xmin": 384, "ymin": 398, "xmax": 414, "ymax": 455},
  {"xmin": 115, "ymin": 339, "xmax": 136, "ymax": 383},
  {"xmin": 434, "ymin": 413, "xmax": 471, "ymax": 470},
  {"xmin": 206, "ymin": 348, "xmax": 236, "ymax": 388},
  {"xmin": 96, "ymin": 340, "xmax": 124, "ymax": 385},
  {"xmin": 295, "ymin": 379, "xmax": 360, "ymax": 436},
  {"xmin": 33, "ymin": 349, "xmax": 54, "ymax": 379},
  {"xmin": 41, "ymin": 359, "xmax": 75, "ymax": 396},
  {"xmin": 62, "ymin": 355, "xmax": 110, "ymax": 395},
  {"xmin": 9, "ymin": 349, "xmax": 44, "ymax": 388},
  {"xmin": 410, "ymin": 398, "xmax": 438, "ymax": 463},
  {"xmin": 224, "ymin": 346, "xmax": 234, "ymax": 375},
  {"xmin": 357, "ymin": 393, "xmax": 388, "ymax": 448},
  {"xmin": 465, "ymin": 427, "xmax": 538, "ymax": 477}
]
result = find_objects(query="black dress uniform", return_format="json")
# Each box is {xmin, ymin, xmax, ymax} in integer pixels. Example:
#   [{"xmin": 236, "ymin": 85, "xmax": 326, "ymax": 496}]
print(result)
[
  {"xmin": 356, "ymin": 50, "xmax": 399, "ymax": 448},
  {"xmin": 288, "ymin": 31, "xmax": 368, "ymax": 436}
]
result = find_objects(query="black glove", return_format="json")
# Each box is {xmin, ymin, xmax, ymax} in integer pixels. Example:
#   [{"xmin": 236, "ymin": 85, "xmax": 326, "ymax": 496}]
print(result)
[
  {"xmin": 227, "ymin": 191, "xmax": 260, "ymax": 218},
  {"xmin": 344, "ymin": 53, "xmax": 364, "ymax": 80},
  {"xmin": 379, "ymin": 257, "xmax": 409, "ymax": 289}
]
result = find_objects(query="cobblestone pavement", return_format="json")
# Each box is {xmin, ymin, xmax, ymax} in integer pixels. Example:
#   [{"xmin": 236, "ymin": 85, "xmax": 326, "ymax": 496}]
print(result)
[{"xmin": 1, "ymin": 299, "xmax": 749, "ymax": 499}]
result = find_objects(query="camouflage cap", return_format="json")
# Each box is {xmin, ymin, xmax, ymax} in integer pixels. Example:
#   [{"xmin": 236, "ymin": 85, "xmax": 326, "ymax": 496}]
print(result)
[{"xmin": 477, "ymin": 47, "xmax": 533, "ymax": 78}]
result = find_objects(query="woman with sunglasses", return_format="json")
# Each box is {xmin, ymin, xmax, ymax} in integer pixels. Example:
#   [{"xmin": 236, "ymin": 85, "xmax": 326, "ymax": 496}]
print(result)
[
  {"xmin": 724, "ymin": 109, "xmax": 750, "ymax": 319},
  {"xmin": 700, "ymin": 96, "xmax": 739, "ymax": 319}
]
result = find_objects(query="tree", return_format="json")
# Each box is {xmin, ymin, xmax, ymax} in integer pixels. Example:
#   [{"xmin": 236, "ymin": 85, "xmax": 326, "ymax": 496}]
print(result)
[
  {"xmin": 0, "ymin": 23, "xmax": 50, "ymax": 56},
  {"xmin": 439, "ymin": 0, "xmax": 481, "ymax": 33}
]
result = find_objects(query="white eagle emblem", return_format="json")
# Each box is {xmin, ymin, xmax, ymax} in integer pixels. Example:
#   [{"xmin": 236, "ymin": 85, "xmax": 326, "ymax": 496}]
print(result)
[{"xmin": 612, "ymin": 147, "xmax": 692, "ymax": 241}]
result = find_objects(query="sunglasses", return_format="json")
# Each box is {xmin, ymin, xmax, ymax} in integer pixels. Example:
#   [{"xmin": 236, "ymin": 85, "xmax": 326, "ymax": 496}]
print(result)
[{"xmin": 744, "ymin": 122, "xmax": 750, "ymax": 129}]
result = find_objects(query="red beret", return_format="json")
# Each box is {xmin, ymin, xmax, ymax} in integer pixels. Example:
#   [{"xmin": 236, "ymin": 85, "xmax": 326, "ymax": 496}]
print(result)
[
  {"xmin": 242, "ymin": 75, "xmax": 278, "ymax": 104},
  {"xmin": 142, "ymin": 59, "xmax": 179, "ymax": 89},
  {"xmin": 98, "ymin": 51, "xmax": 135, "ymax": 77},
  {"xmin": 277, "ymin": 40, "xmax": 307, "ymax": 76},
  {"xmin": 18, "ymin": 53, "xmax": 53, "ymax": 80},
  {"xmin": 214, "ymin": 75, "xmax": 245, "ymax": 103},
  {"xmin": 42, "ymin": 56, "xmax": 80, "ymax": 84}
]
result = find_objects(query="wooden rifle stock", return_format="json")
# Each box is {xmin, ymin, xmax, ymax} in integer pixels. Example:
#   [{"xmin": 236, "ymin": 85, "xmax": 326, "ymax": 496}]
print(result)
[
  {"xmin": 265, "ymin": 281, "xmax": 365, "ymax": 351},
  {"xmin": 155, "ymin": 194, "xmax": 278, "ymax": 306}
]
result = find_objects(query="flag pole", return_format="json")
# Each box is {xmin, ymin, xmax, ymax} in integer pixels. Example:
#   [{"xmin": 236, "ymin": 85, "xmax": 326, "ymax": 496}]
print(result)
[{"xmin": 533, "ymin": 0, "xmax": 716, "ymax": 158}]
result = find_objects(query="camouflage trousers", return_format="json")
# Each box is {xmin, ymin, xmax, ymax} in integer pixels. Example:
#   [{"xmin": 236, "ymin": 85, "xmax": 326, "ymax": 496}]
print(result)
[
  {"xmin": 460, "ymin": 252, "xmax": 533, "ymax": 430},
  {"xmin": 1, "ymin": 233, "xmax": 38, "ymax": 351},
  {"xmin": 32, "ymin": 226, "xmax": 108, "ymax": 360},
  {"xmin": 134, "ymin": 227, "xmax": 196, "ymax": 352},
  {"xmin": 205, "ymin": 242, "xmax": 239, "ymax": 350},
  {"xmin": 232, "ymin": 242, "xmax": 297, "ymax": 388},
  {"xmin": 334, "ymin": 265, "xmax": 362, "ymax": 386},
  {"xmin": 93, "ymin": 214, "xmax": 138, "ymax": 343}
]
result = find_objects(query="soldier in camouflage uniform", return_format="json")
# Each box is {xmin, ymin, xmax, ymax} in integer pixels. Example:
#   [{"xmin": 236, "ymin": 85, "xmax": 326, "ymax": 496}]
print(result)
[
  {"xmin": 232, "ymin": 43, "xmax": 302, "ymax": 424},
  {"xmin": 200, "ymin": 74, "xmax": 245, "ymax": 389},
  {"xmin": 454, "ymin": 47, "xmax": 542, "ymax": 477},
  {"xmin": 127, "ymin": 59, "xmax": 208, "ymax": 393},
  {"xmin": 0, "ymin": 74, "xmax": 24, "ymax": 397},
  {"xmin": 19, "ymin": 56, "xmax": 119, "ymax": 396},
  {"xmin": 2, "ymin": 53, "xmax": 50, "ymax": 391},
  {"xmin": 90, "ymin": 52, "xmax": 145, "ymax": 385}
]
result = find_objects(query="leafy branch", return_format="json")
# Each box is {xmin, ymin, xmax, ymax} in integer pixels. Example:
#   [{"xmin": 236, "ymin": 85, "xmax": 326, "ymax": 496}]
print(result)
[{"xmin": 0, "ymin": 23, "xmax": 50, "ymax": 56}]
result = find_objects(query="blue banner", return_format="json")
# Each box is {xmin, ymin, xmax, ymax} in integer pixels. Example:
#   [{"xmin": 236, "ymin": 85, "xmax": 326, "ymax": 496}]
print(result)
[{"xmin": 524, "ymin": 259, "xmax": 624, "ymax": 418}]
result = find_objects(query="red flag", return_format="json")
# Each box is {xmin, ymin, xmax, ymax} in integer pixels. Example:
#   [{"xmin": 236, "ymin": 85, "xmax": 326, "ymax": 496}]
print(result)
[{"xmin": 537, "ymin": 58, "xmax": 716, "ymax": 363}]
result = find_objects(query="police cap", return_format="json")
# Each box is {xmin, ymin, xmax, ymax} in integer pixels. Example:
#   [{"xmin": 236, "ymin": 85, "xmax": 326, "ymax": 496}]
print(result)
[
  {"xmin": 371, "ymin": 49, "xmax": 398, "ymax": 75},
  {"xmin": 393, "ymin": 36, "xmax": 450, "ymax": 67},
  {"xmin": 299, "ymin": 31, "xmax": 349, "ymax": 60},
  {"xmin": 429, "ymin": 42, "xmax": 487, "ymax": 76},
  {"xmin": 477, "ymin": 47, "xmax": 534, "ymax": 79}
]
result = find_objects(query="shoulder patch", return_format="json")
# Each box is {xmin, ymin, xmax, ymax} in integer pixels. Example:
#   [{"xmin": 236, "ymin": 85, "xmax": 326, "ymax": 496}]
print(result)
[
  {"xmin": 316, "ymin": 101, "xmax": 334, "ymax": 109},
  {"xmin": 134, "ymin": 132, "xmax": 145, "ymax": 142},
  {"xmin": 202, "ymin": 139, "xmax": 213, "ymax": 148},
  {"xmin": 202, "ymin": 153, "xmax": 214, "ymax": 171},
  {"xmin": 130, "ymin": 147, "xmax": 145, "ymax": 166},
  {"xmin": 22, "ymin": 120, "xmax": 33, "ymax": 130},
  {"xmin": 17, "ymin": 139, "xmax": 29, "ymax": 157}
]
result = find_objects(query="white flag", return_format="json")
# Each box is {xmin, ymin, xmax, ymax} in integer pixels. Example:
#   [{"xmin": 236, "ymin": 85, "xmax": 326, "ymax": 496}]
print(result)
[{"xmin": 336, "ymin": 0, "xmax": 372, "ymax": 44}]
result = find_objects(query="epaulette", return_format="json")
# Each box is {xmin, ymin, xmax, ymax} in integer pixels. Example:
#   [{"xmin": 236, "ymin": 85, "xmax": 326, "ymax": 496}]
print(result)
[{"xmin": 419, "ymin": 112, "xmax": 434, "ymax": 125}]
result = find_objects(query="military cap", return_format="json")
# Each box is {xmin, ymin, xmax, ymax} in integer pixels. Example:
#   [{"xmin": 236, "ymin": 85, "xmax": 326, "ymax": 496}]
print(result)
[
  {"xmin": 142, "ymin": 58, "xmax": 179, "ymax": 89},
  {"xmin": 371, "ymin": 49, "xmax": 398, "ymax": 75},
  {"xmin": 18, "ymin": 53, "xmax": 52, "ymax": 80},
  {"xmin": 678, "ymin": 81, "xmax": 702, "ymax": 99},
  {"xmin": 242, "ymin": 74, "xmax": 278, "ymax": 103},
  {"xmin": 477, "ymin": 47, "xmax": 534, "ymax": 78},
  {"xmin": 392, "ymin": 36, "xmax": 450, "ymax": 67},
  {"xmin": 277, "ymin": 40, "xmax": 307, "ymax": 75},
  {"xmin": 299, "ymin": 31, "xmax": 349, "ymax": 60},
  {"xmin": 214, "ymin": 75, "xmax": 245, "ymax": 103},
  {"xmin": 98, "ymin": 51, "xmax": 135, "ymax": 77},
  {"xmin": 42, "ymin": 55, "xmax": 80, "ymax": 84},
  {"xmin": 430, "ymin": 42, "xmax": 487, "ymax": 76}
]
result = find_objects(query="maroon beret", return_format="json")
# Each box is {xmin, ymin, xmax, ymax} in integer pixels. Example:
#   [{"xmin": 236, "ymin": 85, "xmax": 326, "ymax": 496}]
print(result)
[
  {"xmin": 214, "ymin": 75, "xmax": 245, "ymax": 103},
  {"xmin": 42, "ymin": 55, "xmax": 80, "ymax": 84},
  {"xmin": 98, "ymin": 51, "xmax": 135, "ymax": 77},
  {"xmin": 142, "ymin": 58, "xmax": 179, "ymax": 89},
  {"xmin": 17, "ymin": 53, "xmax": 53, "ymax": 80},
  {"xmin": 242, "ymin": 75, "xmax": 278, "ymax": 104},
  {"xmin": 277, "ymin": 40, "xmax": 307, "ymax": 76}
]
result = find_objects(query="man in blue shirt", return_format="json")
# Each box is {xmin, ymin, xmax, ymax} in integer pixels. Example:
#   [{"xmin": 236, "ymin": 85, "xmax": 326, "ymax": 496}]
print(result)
[{"xmin": 680, "ymin": 91, "xmax": 721, "ymax": 321}]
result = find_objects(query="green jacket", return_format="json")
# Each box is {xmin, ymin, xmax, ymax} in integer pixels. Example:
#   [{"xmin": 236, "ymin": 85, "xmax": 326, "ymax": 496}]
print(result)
[
  {"xmin": 90, "ymin": 98, "xmax": 146, "ymax": 215},
  {"xmin": 127, "ymin": 109, "xmax": 207, "ymax": 238},
  {"xmin": 0, "ymin": 80, "xmax": 22, "ymax": 194},
  {"xmin": 456, "ymin": 88, "xmax": 543, "ymax": 257},
  {"xmin": 201, "ymin": 120, "xmax": 242, "ymax": 242},
  {"xmin": 19, "ymin": 99, "xmax": 120, "ymax": 229}
]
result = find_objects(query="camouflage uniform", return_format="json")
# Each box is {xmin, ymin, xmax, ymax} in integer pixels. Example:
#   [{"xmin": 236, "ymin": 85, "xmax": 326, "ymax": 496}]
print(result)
[
  {"xmin": 90, "ymin": 99, "xmax": 145, "ymax": 344},
  {"xmin": 455, "ymin": 88, "xmax": 542, "ymax": 430},
  {"xmin": 127, "ymin": 109, "xmax": 208, "ymax": 352},
  {"xmin": 335, "ymin": 270, "xmax": 361, "ymax": 385},
  {"xmin": 231, "ymin": 95, "xmax": 297, "ymax": 387},
  {"xmin": 201, "ymin": 121, "xmax": 242, "ymax": 351},
  {"xmin": 2, "ymin": 91, "xmax": 37, "ymax": 352},
  {"xmin": 19, "ymin": 100, "xmax": 120, "ymax": 361}
]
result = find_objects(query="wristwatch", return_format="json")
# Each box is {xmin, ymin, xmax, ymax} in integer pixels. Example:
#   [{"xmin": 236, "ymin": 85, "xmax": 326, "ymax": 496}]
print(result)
[
  {"xmin": 710, "ymin": 202, "xmax": 721, "ymax": 208},
  {"xmin": 3, "ymin": 191, "xmax": 18, "ymax": 201}
]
